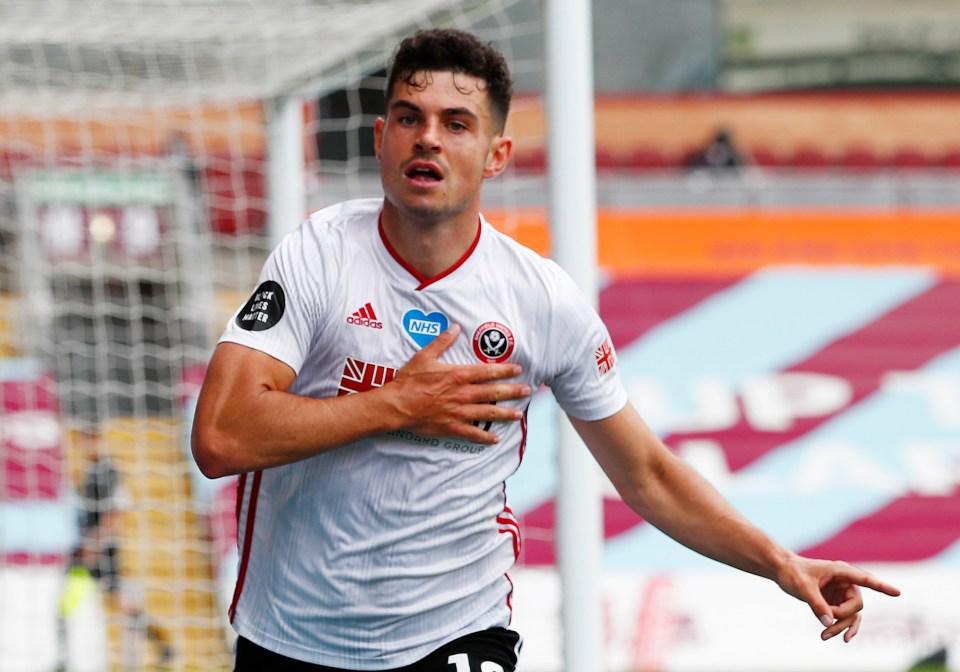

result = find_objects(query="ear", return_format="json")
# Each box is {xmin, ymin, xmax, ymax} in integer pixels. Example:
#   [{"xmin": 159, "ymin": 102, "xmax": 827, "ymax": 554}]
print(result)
[
  {"xmin": 483, "ymin": 134, "xmax": 513, "ymax": 179},
  {"xmin": 373, "ymin": 117, "xmax": 385, "ymax": 161}
]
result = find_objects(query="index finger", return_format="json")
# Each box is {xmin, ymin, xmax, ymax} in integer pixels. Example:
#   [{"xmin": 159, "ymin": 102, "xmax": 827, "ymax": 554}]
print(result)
[
  {"xmin": 847, "ymin": 568, "xmax": 901, "ymax": 597},
  {"xmin": 414, "ymin": 324, "xmax": 462, "ymax": 360}
]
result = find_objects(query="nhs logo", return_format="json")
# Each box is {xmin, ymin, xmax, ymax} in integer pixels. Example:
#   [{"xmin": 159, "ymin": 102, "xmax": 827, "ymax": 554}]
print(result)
[{"xmin": 402, "ymin": 309, "xmax": 449, "ymax": 348}]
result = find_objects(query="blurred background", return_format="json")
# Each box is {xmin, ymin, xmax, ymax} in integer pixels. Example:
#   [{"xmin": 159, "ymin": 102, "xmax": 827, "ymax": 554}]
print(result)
[{"xmin": 0, "ymin": 0, "xmax": 958, "ymax": 670}]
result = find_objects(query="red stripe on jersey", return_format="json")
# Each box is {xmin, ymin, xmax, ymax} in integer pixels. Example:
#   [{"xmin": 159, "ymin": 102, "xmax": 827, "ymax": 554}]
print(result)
[
  {"xmin": 378, "ymin": 213, "xmax": 482, "ymax": 290},
  {"xmin": 498, "ymin": 526, "xmax": 520, "ymax": 559},
  {"xmin": 517, "ymin": 408, "xmax": 528, "ymax": 462},
  {"xmin": 503, "ymin": 572, "xmax": 515, "ymax": 620},
  {"xmin": 234, "ymin": 472, "xmax": 246, "ymax": 522},
  {"xmin": 497, "ymin": 505, "xmax": 522, "ymax": 558},
  {"xmin": 229, "ymin": 470, "xmax": 262, "ymax": 623}
]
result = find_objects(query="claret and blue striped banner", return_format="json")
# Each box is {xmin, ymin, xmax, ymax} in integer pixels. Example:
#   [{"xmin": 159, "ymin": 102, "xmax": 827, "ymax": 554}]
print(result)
[{"xmin": 495, "ymin": 207, "xmax": 960, "ymax": 671}]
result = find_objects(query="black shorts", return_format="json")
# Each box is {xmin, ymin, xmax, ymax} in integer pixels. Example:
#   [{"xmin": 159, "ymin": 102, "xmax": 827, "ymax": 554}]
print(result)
[{"xmin": 234, "ymin": 627, "xmax": 521, "ymax": 672}]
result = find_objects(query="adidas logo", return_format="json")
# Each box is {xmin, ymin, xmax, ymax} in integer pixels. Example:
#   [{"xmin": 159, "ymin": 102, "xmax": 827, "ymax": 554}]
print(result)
[{"xmin": 346, "ymin": 302, "xmax": 383, "ymax": 329}]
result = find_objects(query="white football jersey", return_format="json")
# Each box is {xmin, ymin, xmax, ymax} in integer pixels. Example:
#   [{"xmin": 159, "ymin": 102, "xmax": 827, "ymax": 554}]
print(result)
[{"xmin": 218, "ymin": 198, "xmax": 627, "ymax": 669}]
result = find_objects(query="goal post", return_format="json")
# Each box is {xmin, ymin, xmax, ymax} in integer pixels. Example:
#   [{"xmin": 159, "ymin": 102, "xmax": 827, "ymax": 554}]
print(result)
[{"xmin": 544, "ymin": 2, "xmax": 604, "ymax": 671}]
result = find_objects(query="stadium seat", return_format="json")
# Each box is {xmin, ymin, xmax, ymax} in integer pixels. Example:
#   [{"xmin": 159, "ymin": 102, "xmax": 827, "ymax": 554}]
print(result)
[
  {"xmin": 748, "ymin": 147, "xmax": 784, "ymax": 168},
  {"xmin": 203, "ymin": 154, "xmax": 267, "ymax": 235},
  {"xmin": 891, "ymin": 147, "xmax": 933, "ymax": 169},
  {"xmin": 595, "ymin": 149, "xmax": 626, "ymax": 172},
  {"xmin": 838, "ymin": 146, "xmax": 881, "ymax": 172},
  {"xmin": 786, "ymin": 146, "xmax": 831, "ymax": 170},
  {"xmin": 628, "ymin": 147, "xmax": 672, "ymax": 170},
  {"xmin": 941, "ymin": 149, "xmax": 960, "ymax": 169},
  {"xmin": 512, "ymin": 147, "xmax": 546, "ymax": 172},
  {"xmin": 0, "ymin": 148, "xmax": 36, "ymax": 181}
]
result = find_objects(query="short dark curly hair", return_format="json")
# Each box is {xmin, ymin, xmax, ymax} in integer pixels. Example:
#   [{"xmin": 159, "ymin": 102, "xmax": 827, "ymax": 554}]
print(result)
[{"xmin": 385, "ymin": 28, "xmax": 514, "ymax": 133}]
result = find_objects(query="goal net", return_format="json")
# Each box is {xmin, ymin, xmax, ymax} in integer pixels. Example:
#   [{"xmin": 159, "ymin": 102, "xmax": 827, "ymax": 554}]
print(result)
[{"xmin": 0, "ymin": 1, "xmax": 548, "ymax": 669}]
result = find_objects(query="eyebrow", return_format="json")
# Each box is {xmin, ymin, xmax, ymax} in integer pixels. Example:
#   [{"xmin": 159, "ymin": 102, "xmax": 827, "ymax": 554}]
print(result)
[{"xmin": 389, "ymin": 99, "xmax": 479, "ymax": 123}]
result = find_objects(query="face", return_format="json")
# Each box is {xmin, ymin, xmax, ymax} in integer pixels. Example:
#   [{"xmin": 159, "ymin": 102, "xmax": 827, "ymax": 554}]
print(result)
[{"xmin": 374, "ymin": 70, "xmax": 512, "ymax": 227}]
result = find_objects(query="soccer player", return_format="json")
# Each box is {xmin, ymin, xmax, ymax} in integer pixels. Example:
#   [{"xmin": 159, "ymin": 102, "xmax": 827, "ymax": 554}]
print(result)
[
  {"xmin": 61, "ymin": 422, "xmax": 173, "ymax": 670},
  {"xmin": 191, "ymin": 28, "xmax": 900, "ymax": 672}
]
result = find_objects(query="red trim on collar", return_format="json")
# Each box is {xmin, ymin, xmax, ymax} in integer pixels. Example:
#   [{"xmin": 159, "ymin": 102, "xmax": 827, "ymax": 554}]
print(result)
[{"xmin": 378, "ymin": 213, "xmax": 482, "ymax": 290}]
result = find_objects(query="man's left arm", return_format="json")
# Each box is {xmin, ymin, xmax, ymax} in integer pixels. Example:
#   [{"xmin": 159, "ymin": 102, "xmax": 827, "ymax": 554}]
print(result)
[{"xmin": 569, "ymin": 402, "xmax": 901, "ymax": 642}]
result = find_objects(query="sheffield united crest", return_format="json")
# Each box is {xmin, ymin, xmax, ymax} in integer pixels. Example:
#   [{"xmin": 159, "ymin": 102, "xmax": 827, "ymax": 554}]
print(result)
[{"xmin": 472, "ymin": 321, "xmax": 515, "ymax": 363}]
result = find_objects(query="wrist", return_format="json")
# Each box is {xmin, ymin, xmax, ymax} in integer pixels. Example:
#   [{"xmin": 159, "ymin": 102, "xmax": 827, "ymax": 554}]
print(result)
[
  {"xmin": 366, "ymin": 382, "xmax": 409, "ymax": 434},
  {"xmin": 768, "ymin": 546, "xmax": 802, "ymax": 584}
]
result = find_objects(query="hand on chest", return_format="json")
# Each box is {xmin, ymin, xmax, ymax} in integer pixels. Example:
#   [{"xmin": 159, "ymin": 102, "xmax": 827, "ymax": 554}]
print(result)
[{"xmin": 339, "ymin": 296, "xmax": 523, "ymax": 369}]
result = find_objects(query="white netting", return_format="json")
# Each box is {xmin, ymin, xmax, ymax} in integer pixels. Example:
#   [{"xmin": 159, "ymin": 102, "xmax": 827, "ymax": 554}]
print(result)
[
  {"xmin": 0, "ymin": 2, "xmax": 545, "ymax": 669},
  {"xmin": 0, "ymin": 0, "xmax": 533, "ymax": 112}
]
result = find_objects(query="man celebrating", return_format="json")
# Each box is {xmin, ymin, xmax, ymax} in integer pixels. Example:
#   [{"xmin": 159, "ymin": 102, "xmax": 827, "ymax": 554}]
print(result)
[{"xmin": 192, "ymin": 28, "xmax": 899, "ymax": 672}]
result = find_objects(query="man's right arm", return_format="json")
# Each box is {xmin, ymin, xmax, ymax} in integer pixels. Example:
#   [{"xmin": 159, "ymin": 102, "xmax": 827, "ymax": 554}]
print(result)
[{"xmin": 191, "ymin": 324, "xmax": 530, "ymax": 478}]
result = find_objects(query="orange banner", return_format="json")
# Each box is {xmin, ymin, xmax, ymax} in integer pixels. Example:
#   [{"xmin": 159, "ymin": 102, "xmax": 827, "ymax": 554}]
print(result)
[{"xmin": 486, "ymin": 208, "xmax": 960, "ymax": 276}]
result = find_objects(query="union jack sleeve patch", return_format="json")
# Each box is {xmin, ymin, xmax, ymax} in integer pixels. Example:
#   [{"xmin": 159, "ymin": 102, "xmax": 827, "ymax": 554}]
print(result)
[{"xmin": 594, "ymin": 338, "xmax": 616, "ymax": 376}]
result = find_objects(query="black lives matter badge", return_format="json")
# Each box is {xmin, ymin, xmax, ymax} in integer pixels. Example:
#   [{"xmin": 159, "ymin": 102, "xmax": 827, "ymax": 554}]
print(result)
[{"xmin": 236, "ymin": 280, "xmax": 285, "ymax": 331}]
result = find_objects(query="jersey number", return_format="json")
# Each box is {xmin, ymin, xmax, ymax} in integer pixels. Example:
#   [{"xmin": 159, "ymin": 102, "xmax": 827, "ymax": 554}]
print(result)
[{"xmin": 448, "ymin": 653, "xmax": 505, "ymax": 672}]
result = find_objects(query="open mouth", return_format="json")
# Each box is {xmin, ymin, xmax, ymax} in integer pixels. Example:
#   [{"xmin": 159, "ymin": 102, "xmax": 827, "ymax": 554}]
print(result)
[{"xmin": 405, "ymin": 163, "xmax": 443, "ymax": 184}]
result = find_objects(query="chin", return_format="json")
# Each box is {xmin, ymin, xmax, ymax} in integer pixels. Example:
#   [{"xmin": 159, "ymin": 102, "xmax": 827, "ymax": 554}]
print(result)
[{"xmin": 388, "ymin": 194, "xmax": 451, "ymax": 222}]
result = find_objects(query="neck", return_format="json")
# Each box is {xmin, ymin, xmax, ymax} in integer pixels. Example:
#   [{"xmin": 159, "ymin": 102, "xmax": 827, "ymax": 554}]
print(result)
[{"xmin": 379, "ymin": 201, "xmax": 480, "ymax": 280}]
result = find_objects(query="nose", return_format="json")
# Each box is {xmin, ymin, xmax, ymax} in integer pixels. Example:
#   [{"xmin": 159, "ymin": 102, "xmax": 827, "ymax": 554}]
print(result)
[{"xmin": 415, "ymin": 118, "xmax": 441, "ymax": 152}]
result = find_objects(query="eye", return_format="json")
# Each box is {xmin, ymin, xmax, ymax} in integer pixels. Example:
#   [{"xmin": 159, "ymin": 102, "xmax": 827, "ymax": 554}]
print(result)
[
  {"xmin": 397, "ymin": 115, "xmax": 418, "ymax": 126},
  {"xmin": 448, "ymin": 121, "xmax": 467, "ymax": 132}
]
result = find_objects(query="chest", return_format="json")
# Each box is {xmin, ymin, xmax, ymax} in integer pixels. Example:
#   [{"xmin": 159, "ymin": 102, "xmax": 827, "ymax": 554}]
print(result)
[{"xmin": 308, "ymin": 272, "xmax": 546, "ymax": 392}]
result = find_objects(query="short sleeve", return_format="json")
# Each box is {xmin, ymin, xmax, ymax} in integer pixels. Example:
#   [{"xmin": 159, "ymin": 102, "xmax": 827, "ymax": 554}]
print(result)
[
  {"xmin": 218, "ymin": 218, "xmax": 330, "ymax": 374},
  {"xmin": 542, "ymin": 267, "xmax": 628, "ymax": 421}
]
